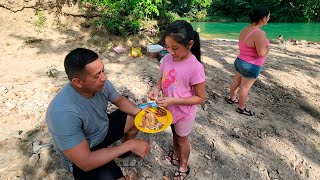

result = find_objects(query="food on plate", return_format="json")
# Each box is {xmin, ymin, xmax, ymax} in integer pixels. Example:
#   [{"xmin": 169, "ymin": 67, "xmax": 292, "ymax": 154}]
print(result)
[
  {"xmin": 155, "ymin": 107, "xmax": 167, "ymax": 117},
  {"xmin": 139, "ymin": 108, "xmax": 164, "ymax": 130}
]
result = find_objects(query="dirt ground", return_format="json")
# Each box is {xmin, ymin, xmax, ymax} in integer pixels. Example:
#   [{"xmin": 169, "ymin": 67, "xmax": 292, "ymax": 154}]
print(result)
[{"xmin": 0, "ymin": 1, "xmax": 319, "ymax": 180}]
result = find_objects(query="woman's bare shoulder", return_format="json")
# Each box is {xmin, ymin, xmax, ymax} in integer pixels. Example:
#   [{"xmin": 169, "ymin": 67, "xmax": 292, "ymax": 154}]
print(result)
[
  {"xmin": 239, "ymin": 26, "xmax": 251, "ymax": 39},
  {"xmin": 255, "ymin": 29, "xmax": 267, "ymax": 36}
]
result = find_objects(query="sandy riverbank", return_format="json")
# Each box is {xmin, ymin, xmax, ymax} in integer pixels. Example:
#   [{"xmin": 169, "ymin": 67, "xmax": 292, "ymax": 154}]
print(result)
[{"xmin": 0, "ymin": 1, "xmax": 320, "ymax": 180}]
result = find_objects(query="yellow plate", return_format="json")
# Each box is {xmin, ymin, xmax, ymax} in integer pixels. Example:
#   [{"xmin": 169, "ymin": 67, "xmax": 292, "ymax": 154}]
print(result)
[{"xmin": 134, "ymin": 107, "xmax": 173, "ymax": 133}]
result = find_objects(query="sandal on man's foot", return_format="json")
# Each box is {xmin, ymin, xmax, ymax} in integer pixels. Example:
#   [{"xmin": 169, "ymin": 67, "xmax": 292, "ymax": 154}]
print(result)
[
  {"xmin": 236, "ymin": 107, "xmax": 255, "ymax": 116},
  {"xmin": 225, "ymin": 97, "xmax": 239, "ymax": 104},
  {"xmin": 165, "ymin": 152, "xmax": 180, "ymax": 166},
  {"xmin": 174, "ymin": 166, "xmax": 190, "ymax": 180}
]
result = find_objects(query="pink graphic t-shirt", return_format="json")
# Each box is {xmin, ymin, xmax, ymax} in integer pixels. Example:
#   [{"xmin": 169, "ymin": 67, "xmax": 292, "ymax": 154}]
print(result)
[{"xmin": 160, "ymin": 54, "xmax": 205, "ymax": 123}]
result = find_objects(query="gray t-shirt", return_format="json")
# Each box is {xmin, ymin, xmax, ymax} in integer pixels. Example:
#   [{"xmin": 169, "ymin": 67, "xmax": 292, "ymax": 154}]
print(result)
[{"xmin": 46, "ymin": 80, "xmax": 119, "ymax": 171}]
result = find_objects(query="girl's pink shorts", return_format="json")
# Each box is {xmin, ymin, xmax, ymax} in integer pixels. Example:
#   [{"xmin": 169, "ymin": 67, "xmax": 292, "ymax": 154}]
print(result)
[{"xmin": 172, "ymin": 113, "xmax": 196, "ymax": 137}]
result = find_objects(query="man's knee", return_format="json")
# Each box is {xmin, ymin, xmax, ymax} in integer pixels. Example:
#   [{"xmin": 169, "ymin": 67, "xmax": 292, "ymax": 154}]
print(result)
[{"xmin": 126, "ymin": 126, "xmax": 138, "ymax": 137}]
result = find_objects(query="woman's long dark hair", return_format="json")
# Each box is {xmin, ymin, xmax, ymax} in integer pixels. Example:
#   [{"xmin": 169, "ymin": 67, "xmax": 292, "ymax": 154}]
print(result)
[{"xmin": 163, "ymin": 20, "xmax": 201, "ymax": 62}]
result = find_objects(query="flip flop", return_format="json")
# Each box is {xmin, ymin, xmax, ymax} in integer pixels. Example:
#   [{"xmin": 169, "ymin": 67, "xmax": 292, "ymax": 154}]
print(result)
[
  {"xmin": 165, "ymin": 152, "xmax": 180, "ymax": 166},
  {"xmin": 174, "ymin": 165, "xmax": 190, "ymax": 180},
  {"xmin": 225, "ymin": 97, "xmax": 239, "ymax": 104},
  {"xmin": 236, "ymin": 107, "xmax": 255, "ymax": 116}
]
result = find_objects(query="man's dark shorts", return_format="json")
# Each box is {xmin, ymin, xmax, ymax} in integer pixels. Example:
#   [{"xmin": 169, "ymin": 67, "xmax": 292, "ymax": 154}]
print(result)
[{"xmin": 72, "ymin": 110, "xmax": 127, "ymax": 180}]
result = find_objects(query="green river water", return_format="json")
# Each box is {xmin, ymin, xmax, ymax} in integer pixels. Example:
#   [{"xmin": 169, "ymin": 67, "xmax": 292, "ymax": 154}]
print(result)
[{"xmin": 191, "ymin": 22, "xmax": 320, "ymax": 42}]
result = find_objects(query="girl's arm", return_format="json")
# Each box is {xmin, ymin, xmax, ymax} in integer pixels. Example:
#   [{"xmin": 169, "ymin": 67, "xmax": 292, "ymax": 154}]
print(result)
[
  {"xmin": 156, "ymin": 82, "xmax": 206, "ymax": 107},
  {"xmin": 148, "ymin": 77, "xmax": 162, "ymax": 100}
]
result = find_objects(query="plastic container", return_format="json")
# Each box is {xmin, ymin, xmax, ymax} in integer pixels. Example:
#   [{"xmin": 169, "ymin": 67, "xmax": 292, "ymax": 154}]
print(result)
[
  {"xmin": 147, "ymin": 44, "xmax": 163, "ymax": 52},
  {"xmin": 147, "ymin": 44, "xmax": 163, "ymax": 58}
]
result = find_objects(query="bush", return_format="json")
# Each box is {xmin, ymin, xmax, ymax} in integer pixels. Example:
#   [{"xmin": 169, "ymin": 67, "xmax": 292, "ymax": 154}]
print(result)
[
  {"xmin": 158, "ymin": 11, "xmax": 180, "ymax": 31},
  {"xmin": 82, "ymin": 0, "xmax": 163, "ymax": 37}
]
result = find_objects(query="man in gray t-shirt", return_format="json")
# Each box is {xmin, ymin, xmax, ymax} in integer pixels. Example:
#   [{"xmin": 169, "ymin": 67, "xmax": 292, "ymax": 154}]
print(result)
[{"xmin": 46, "ymin": 48, "xmax": 150, "ymax": 180}]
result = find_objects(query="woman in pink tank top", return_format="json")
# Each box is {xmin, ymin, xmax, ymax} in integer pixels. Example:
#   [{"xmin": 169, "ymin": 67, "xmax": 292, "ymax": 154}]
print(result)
[{"xmin": 226, "ymin": 6, "xmax": 270, "ymax": 116}]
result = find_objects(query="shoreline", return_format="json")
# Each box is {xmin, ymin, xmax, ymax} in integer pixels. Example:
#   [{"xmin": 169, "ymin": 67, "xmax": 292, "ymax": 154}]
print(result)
[{"xmin": 201, "ymin": 36, "xmax": 320, "ymax": 45}]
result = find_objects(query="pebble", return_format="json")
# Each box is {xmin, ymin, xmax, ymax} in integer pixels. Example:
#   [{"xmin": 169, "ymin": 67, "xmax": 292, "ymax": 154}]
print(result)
[
  {"xmin": 218, "ymin": 57, "xmax": 226, "ymax": 61},
  {"xmin": 204, "ymin": 154, "xmax": 211, "ymax": 160},
  {"xmin": 233, "ymin": 128, "xmax": 240, "ymax": 133},
  {"xmin": 129, "ymin": 159, "xmax": 137, "ymax": 166},
  {"xmin": 28, "ymin": 154, "xmax": 39, "ymax": 167},
  {"xmin": 4, "ymin": 102, "xmax": 16, "ymax": 111},
  {"xmin": 3, "ymin": 91, "xmax": 16, "ymax": 100},
  {"xmin": 0, "ymin": 86, "xmax": 8, "ymax": 94}
]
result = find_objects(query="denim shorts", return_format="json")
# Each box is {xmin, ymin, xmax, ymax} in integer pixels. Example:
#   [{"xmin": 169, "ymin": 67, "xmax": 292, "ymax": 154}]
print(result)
[{"xmin": 234, "ymin": 57, "xmax": 262, "ymax": 78}]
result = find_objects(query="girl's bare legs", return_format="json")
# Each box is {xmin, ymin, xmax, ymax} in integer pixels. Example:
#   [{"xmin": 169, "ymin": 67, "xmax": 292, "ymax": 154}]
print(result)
[
  {"xmin": 177, "ymin": 135, "xmax": 190, "ymax": 171},
  {"xmin": 229, "ymin": 72, "xmax": 242, "ymax": 101},
  {"xmin": 172, "ymin": 129, "xmax": 190, "ymax": 180},
  {"xmin": 238, "ymin": 77, "xmax": 256, "ymax": 109},
  {"xmin": 172, "ymin": 130, "xmax": 180, "ymax": 161}
]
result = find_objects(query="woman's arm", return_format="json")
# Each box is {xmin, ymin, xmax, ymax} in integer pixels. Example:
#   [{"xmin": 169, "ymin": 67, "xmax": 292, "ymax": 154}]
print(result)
[{"xmin": 255, "ymin": 30, "xmax": 270, "ymax": 57}]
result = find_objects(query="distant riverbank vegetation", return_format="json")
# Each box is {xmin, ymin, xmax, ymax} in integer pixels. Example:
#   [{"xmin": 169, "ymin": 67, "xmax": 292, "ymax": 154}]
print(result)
[{"xmin": 81, "ymin": 0, "xmax": 319, "ymax": 37}]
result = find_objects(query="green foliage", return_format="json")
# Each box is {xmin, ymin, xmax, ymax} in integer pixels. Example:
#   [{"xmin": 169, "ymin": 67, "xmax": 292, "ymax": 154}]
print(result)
[
  {"xmin": 34, "ymin": 9, "xmax": 46, "ymax": 30},
  {"xmin": 208, "ymin": 0, "xmax": 319, "ymax": 22},
  {"xmin": 157, "ymin": 11, "xmax": 180, "ymax": 31},
  {"xmin": 81, "ymin": 0, "xmax": 318, "ymax": 37},
  {"xmin": 82, "ymin": 0, "xmax": 164, "ymax": 37}
]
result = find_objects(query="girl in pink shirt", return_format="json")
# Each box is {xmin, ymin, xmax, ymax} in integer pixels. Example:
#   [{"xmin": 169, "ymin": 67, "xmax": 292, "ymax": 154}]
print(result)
[
  {"xmin": 226, "ymin": 6, "xmax": 271, "ymax": 116},
  {"xmin": 148, "ymin": 20, "xmax": 206, "ymax": 180}
]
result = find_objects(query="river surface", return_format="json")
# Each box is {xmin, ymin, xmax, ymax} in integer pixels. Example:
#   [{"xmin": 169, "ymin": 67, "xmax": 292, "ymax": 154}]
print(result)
[{"xmin": 191, "ymin": 22, "xmax": 320, "ymax": 42}]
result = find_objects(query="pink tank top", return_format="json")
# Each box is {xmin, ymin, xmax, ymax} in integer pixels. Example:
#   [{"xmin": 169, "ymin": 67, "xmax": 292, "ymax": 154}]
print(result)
[{"xmin": 238, "ymin": 29, "xmax": 270, "ymax": 66}]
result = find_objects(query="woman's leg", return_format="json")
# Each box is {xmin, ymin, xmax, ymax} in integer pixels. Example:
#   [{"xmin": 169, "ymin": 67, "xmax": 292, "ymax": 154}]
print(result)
[
  {"xmin": 238, "ymin": 77, "xmax": 256, "ymax": 109},
  {"xmin": 229, "ymin": 72, "xmax": 242, "ymax": 101}
]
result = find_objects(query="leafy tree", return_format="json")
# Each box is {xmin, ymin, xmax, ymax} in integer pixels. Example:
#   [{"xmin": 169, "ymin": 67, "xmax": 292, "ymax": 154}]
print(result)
[
  {"xmin": 82, "ymin": 0, "xmax": 164, "ymax": 36},
  {"xmin": 80, "ymin": 0, "xmax": 319, "ymax": 37}
]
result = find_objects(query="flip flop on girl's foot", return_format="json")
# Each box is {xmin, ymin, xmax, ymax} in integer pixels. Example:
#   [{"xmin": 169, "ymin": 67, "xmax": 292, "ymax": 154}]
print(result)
[
  {"xmin": 225, "ymin": 97, "xmax": 239, "ymax": 104},
  {"xmin": 165, "ymin": 152, "xmax": 180, "ymax": 166},
  {"xmin": 174, "ymin": 166, "xmax": 190, "ymax": 180},
  {"xmin": 236, "ymin": 107, "xmax": 255, "ymax": 116}
]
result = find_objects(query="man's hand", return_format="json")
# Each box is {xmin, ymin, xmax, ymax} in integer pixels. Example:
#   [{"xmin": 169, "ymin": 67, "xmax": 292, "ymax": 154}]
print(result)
[{"xmin": 126, "ymin": 139, "xmax": 150, "ymax": 158}]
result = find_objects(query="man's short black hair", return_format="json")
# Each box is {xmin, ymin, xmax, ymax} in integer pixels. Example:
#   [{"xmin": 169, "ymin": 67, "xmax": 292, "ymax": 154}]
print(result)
[{"xmin": 64, "ymin": 48, "xmax": 99, "ymax": 80}]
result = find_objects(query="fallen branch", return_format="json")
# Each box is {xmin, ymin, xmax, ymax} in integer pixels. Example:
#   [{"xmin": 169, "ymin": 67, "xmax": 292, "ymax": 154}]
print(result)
[
  {"xmin": 0, "ymin": 3, "xmax": 101, "ymax": 18},
  {"xmin": 0, "ymin": 4, "xmax": 38, "ymax": 12}
]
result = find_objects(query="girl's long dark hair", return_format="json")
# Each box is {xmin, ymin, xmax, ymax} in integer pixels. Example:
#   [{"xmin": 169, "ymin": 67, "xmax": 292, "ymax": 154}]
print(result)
[{"xmin": 163, "ymin": 20, "xmax": 201, "ymax": 62}]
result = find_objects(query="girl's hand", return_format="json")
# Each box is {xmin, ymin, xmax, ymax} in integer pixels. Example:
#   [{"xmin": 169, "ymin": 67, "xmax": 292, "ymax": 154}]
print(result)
[
  {"xmin": 148, "ymin": 88, "xmax": 159, "ymax": 101},
  {"xmin": 156, "ymin": 97, "xmax": 176, "ymax": 107}
]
